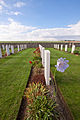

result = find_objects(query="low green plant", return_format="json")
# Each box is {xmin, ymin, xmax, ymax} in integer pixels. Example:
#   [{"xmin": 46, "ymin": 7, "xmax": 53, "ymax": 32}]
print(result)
[
  {"xmin": 73, "ymin": 50, "xmax": 79, "ymax": 54},
  {"xmin": 25, "ymin": 83, "xmax": 59, "ymax": 120},
  {"xmin": 68, "ymin": 49, "xmax": 71, "ymax": 53},
  {"xmin": 25, "ymin": 83, "xmax": 48, "ymax": 103}
]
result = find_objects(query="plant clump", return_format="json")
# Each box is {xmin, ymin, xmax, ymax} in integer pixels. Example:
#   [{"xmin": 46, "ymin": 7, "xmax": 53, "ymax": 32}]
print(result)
[{"xmin": 24, "ymin": 83, "xmax": 59, "ymax": 120}]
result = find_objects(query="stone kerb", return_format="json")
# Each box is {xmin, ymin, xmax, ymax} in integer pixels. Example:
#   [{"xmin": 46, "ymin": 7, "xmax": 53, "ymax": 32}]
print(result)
[
  {"xmin": 65, "ymin": 45, "xmax": 68, "ymax": 52},
  {"xmin": 0, "ymin": 45, "xmax": 2, "ymax": 58}
]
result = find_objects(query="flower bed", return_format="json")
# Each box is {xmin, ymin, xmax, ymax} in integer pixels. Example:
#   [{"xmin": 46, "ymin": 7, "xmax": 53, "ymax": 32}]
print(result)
[{"xmin": 17, "ymin": 47, "xmax": 74, "ymax": 120}]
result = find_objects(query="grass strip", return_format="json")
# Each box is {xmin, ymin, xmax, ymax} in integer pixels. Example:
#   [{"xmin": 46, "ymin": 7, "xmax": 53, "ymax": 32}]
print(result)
[
  {"xmin": 48, "ymin": 48, "xmax": 80, "ymax": 120},
  {"xmin": 0, "ymin": 48, "xmax": 34, "ymax": 120}
]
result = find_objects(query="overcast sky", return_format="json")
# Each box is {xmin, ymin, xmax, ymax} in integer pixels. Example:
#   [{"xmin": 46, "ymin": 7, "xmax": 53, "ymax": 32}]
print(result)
[{"xmin": 0, "ymin": 0, "xmax": 80, "ymax": 41}]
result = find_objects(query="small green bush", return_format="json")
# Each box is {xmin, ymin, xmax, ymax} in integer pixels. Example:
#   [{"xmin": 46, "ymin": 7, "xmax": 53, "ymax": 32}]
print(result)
[
  {"xmin": 25, "ymin": 83, "xmax": 59, "ymax": 120},
  {"xmin": 74, "ymin": 50, "xmax": 79, "ymax": 54}
]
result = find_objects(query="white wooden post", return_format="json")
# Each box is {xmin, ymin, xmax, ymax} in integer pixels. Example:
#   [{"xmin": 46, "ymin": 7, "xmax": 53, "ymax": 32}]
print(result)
[
  {"xmin": 71, "ymin": 45, "xmax": 75, "ymax": 53},
  {"xmin": 65, "ymin": 45, "xmax": 68, "ymax": 52},
  {"xmin": 42, "ymin": 47, "xmax": 45, "ymax": 67},
  {"xmin": 11, "ymin": 45, "xmax": 14, "ymax": 54},
  {"xmin": 18, "ymin": 45, "xmax": 20, "ymax": 52},
  {"xmin": 0, "ymin": 45, "xmax": 2, "ymax": 58},
  {"xmin": 61, "ymin": 44, "xmax": 63, "ymax": 51},
  {"xmin": 6, "ymin": 45, "xmax": 10, "ymax": 56},
  {"xmin": 44, "ymin": 50, "xmax": 50, "ymax": 85}
]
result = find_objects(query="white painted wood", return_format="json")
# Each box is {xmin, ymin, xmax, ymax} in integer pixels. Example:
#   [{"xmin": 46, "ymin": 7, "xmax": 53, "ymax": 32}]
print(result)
[
  {"xmin": 6, "ymin": 45, "xmax": 10, "ymax": 56},
  {"xmin": 11, "ymin": 45, "xmax": 14, "ymax": 54},
  {"xmin": 0, "ymin": 45, "xmax": 2, "ymax": 58},
  {"xmin": 44, "ymin": 50, "xmax": 50, "ymax": 85},
  {"xmin": 65, "ymin": 45, "xmax": 68, "ymax": 52},
  {"xmin": 61, "ymin": 44, "xmax": 63, "ymax": 51},
  {"xmin": 71, "ymin": 45, "xmax": 75, "ymax": 53},
  {"xmin": 42, "ymin": 47, "xmax": 45, "ymax": 67}
]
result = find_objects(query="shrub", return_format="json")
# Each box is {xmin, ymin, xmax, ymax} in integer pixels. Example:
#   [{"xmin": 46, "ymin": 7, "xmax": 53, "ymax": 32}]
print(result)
[
  {"xmin": 25, "ymin": 83, "xmax": 59, "ymax": 120},
  {"xmin": 74, "ymin": 50, "xmax": 79, "ymax": 54}
]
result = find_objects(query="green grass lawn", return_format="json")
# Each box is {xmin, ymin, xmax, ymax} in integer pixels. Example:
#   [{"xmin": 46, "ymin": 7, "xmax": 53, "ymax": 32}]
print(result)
[
  {"xmin": 62, "ymin": 46, "xmax": 80, "ymax": 53},
  {"xmin": 0, "ymin": 48, "xmax": 34, "ymax": 120},
  {"xmin": 48, "ymin": 48, "xmax": 80, "ymax": 120}
]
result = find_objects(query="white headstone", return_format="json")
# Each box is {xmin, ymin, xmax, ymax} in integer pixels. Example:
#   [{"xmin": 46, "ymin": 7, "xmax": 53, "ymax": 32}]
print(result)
[
  {"xmin": 40, "ymin": 46, "xmax": 43, "ymax": 58},
  {"xmin": 11, "ymin": 45, "xmax": 14, "ymax": 54},
  {"xmin": 22, "ymin": 45, "xmax": 24, "ymax": 50},
  {"xmin": 2, "ymin": 45, "xmax": 5, "ymax": 50},
  {"xmin": 71, "ymin": 45, "xmax": 75, "ymax": 53},
  {"xmin": 9, "ymin": 44, "xmax": 11, "ymax": 48},
  {"xmin": 18, "ymin": 45, "xmax": 20, "ymax": 52},
  {"xmin": 58, "ymin": 44, "xmax": 59, "ymax": 50},
  {"xmin": 44, "ymin": 50, "xmax": 50, "ymax": 85},
  {"xmin": 61, "ymin": 44, "xmax": 63, "ymax": 51},
  {"xmin": 65, "ymin": 45, "xmax": 68, "ymax": 52},
  {"xmin": 21, "ymin": 45, "xmax": 22, "ymax": 51},
  {"xmin": 42, "ymin": 47, "xmax": 45, "ymax": 67},
  {"xmin": 0, "ymin": 45, "xmax": 2, "ymax": 58},
  {"xmin": 24, "ymin": 44, "xmax": 26, "ymax": 49},
  {"xmin": 6, "ymin": 45, "xmax": 10, "ymax": 56},
  {"xmin": 26, "ymin": 44, "xmax": 27, "ymax": 49}
]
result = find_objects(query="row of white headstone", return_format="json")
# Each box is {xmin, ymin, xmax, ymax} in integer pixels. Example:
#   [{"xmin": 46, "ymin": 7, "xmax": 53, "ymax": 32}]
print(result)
[
  {"xmin": 54, "ymin": 44, "xmax": 75, "ymax": 53},
  {"xmin": 39, "ymin": 44, "xmax": 50, "ymax": 85},
  {"xmin": 0, "ymin": 44, "xmax": 27, "ymax": 58}
]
